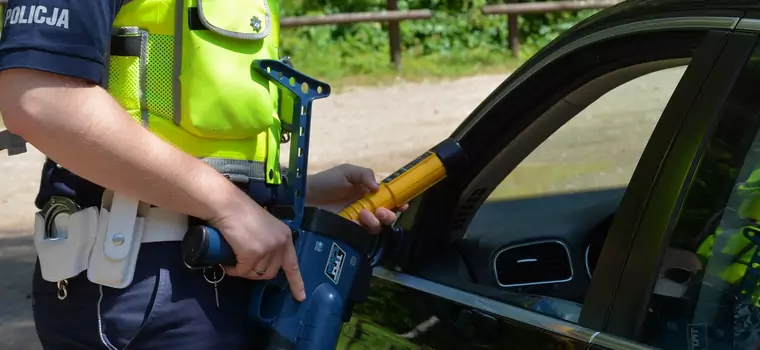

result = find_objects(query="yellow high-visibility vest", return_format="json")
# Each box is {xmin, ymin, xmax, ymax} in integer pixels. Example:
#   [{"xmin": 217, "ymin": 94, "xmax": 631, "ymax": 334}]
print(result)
[{"xmin": 109, "ymin": 0, "xmax": 283, "ymax": 184}]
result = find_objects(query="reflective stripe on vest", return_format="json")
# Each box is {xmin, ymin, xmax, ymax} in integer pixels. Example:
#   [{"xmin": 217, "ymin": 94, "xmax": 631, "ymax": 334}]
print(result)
[{"xmin": 107, "ymin": 0, "xmax": 282, "ymax": 184}]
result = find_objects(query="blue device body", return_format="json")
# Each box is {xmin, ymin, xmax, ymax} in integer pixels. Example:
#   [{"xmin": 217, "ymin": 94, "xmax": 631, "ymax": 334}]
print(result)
[
  {"xmin": 254, "ymin": 230, "xmax": 362, "ymax": 348},
  {"xmin": 186, "ymin": 217, "xmax": 372, "ymax": 350},
  {"xmin": 180, "ymin": 59, "xmax": 376, "ymax": 350}
]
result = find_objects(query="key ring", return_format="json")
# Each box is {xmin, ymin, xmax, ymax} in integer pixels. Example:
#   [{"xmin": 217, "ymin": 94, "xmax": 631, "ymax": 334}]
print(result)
[
  {"xmin": 183, "ymin": 259, "xmax": 210, "ymax": 271},
  {"xmin": 57, "ymin": 280, "xmax": 68, "ymax": 300},
  {"xmin": 203, "ymin": 264, "xmax": 226, "ymax": 284}
]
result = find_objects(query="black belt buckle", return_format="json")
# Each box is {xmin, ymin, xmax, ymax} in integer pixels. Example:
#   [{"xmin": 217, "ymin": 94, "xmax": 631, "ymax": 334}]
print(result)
[{"xmin": 41, "ymin": 196, "xmax": 80, "ymax": 240}]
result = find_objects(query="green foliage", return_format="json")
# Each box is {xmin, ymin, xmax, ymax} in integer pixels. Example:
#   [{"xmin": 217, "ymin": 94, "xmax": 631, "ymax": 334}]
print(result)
[
  {"xmin": 517, "ymin": 8, "xmax": 599, "ymax": 55},
  {"xmin": 279, "ymin": 0, "xmax": 600, "ymax": 80}
]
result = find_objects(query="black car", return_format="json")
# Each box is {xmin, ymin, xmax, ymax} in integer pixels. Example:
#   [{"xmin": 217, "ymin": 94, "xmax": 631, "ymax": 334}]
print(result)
[{"xmin": 337, "ymin": 1, "xmax": 760, "ymax": 349}]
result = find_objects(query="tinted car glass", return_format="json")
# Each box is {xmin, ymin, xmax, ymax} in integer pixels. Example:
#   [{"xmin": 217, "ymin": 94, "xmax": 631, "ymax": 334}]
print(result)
[
  {"xmin": 458, "ymin": 66, "xmax": 688, "ymax": 323},
  {"xmin": 486, "ymin": 67, "xmax": 685, "ymax": 200},
  {"xmin": 640, "ymin": 40, "xmax": 760, "ymax": 350}
]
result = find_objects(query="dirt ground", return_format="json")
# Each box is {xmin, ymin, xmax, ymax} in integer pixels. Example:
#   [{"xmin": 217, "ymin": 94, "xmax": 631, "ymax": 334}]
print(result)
[{"xmin": 0, "ymin": 66, "xmax": 684, "ymax": 349}]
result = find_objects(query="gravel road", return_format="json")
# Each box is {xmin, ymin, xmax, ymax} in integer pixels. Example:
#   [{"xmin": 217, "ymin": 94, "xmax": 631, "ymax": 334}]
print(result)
[{"xmin": 0, "ymin": 66, "xmax": 684, "ymax": 349}]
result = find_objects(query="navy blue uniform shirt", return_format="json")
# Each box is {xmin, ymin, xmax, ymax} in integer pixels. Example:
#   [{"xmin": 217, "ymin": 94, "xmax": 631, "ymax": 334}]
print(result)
[{"xmin": 0, "ymin": 0, "xmax": 124, "ymax": 209}]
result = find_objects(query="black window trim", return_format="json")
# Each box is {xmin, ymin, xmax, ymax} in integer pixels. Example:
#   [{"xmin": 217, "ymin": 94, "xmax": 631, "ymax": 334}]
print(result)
[{"xmin": 597, "ymin": 30, "xmax": 760, "ymax": 340}]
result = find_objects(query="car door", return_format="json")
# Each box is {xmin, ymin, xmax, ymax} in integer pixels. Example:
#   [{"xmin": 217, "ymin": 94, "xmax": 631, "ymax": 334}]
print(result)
[
  {"xmin": 336, "ymin": 8, "xmax": 750, "ymax": 350},
  {"xmin": 588, "ymin": 15, "xmax": 760, "ymax": 350}
]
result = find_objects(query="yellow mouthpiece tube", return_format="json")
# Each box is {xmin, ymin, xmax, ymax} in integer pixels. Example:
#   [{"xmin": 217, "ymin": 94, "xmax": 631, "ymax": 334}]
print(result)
[{"xmin": 339, "ymin": 138, "xmax": 467, "ymax": 222}]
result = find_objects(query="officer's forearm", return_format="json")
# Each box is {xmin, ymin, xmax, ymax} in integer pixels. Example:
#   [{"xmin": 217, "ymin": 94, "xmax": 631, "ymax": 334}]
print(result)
[{"xmin": 0, "ymin": 68, "xmax": 250, "ymax": 220}]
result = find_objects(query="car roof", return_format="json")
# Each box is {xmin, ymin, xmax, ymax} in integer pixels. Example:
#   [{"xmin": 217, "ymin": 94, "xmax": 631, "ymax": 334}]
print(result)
[
  {"xmin": 516, "ymin": 0, "xmax": 759, "ymax": 72},
  {"xmin": 573, "ymin": 0, "xmax": 758, "ymax": 33},
  {"xmin": 606, "ymin": 0, "xmax": 760, "ymax": 13}
]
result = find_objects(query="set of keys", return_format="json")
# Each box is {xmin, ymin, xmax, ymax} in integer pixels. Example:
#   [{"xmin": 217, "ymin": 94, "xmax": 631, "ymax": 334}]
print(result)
[{"xmin": 202, "ymin": 264, "xmax": 225, "ymax": 308}]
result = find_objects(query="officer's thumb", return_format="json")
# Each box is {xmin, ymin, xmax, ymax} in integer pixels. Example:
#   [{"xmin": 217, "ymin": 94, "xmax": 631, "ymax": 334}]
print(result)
[{"xmin": 344, "ymin": 164, "xmax": 379, "ymax": 192}]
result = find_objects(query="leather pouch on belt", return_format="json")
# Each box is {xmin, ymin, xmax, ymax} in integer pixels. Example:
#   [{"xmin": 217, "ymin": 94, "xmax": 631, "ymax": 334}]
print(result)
[
  {"xmin": 87, "ymin": 192, "xmax": 146, "ymax": 289},
  {"xmin": 33, "ymin": 207, "xmax": 99, "ymax": 282}
]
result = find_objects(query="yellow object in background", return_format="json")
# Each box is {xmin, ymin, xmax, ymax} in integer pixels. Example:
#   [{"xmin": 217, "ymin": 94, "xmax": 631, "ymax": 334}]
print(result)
[{"xmin": 339, "ymin": 138, "xmax": 467, "ymax": 222}]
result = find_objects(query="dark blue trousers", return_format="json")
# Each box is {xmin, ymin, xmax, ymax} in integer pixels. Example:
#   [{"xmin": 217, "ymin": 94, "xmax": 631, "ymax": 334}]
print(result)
[
  {"xmin": 32, "ymin": 182, "xmax": 279, "ymax": 349},
  {"xmin": 33, "ymin": 243, "xmax": 265, "ymax": 349}
]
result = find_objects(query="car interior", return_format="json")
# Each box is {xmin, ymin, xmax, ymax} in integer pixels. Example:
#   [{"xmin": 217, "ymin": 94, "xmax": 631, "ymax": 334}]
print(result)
[{"xmin": 411, "ymin": 58, "xmax": 706, "ymax": 325}]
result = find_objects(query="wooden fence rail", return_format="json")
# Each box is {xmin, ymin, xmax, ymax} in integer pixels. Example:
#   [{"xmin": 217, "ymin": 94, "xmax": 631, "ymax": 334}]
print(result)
[
  {"xmin": 482, "ymin": 0, "xmax": 622, "ymax": 14},
  {"xmin": 0, "ymin": 0, "xmax": 623, "ymax": 69},
  {"xmin": 482, "ymin": 0, "xmax": 623, "ymax": 57},
  {"xmin": 280, "ymin": 9, "xmax": 434, "ymax": 27}
]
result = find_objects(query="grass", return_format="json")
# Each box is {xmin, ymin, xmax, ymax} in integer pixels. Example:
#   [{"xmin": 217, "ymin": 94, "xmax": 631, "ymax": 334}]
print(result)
[{"xmin": 337, "ymin": 316, "xmax": 421, "ymax": 349}]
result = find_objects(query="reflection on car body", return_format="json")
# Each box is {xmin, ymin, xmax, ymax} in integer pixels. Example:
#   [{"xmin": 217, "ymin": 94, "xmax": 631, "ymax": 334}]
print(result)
[{"xmin": 337, "ymin": 1, "xmax": 760, "ymax": 349}]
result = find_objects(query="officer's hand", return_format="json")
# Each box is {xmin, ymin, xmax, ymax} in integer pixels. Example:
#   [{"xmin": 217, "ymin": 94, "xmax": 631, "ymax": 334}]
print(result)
[
  {"xmin": 306, "ymin": 163, "xmax": 409, "ymax": 234},
  {"xmin": 210, "ymin": 194, "xmax": 305, "ymax": 301}
]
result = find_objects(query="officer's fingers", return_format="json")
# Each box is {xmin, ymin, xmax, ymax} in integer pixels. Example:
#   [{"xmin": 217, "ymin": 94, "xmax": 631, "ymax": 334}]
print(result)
[
  {"xmin": 375, "ymin": 207, "xmax": 397, "ymax": 226},
  {"xmin": 225, "ymin": 261, "xmax": 255, "ymax": 278},
  {"xmin": 358, "ymin": 209, "xmax": 382, "ymax": 234},
  {"xmin": 225, "ymin": 249, "xmax": 266, "ymax": 279},
  {"xmin": 224, "ymin": 265, "xmax": 242, "ymax": 277},
  {"xmin": 260, "ymin": 248, "xmax": 283, "ymax": 280},
  {"xmin": 223, "ymin": 243, "xmax": 267, "ymax": 278},
  {"xmin": 281, "ymin": 243, "xmax": 305, "ymax": 301},
  {"xmin": 246, "ymin": 252, "xmax": 275, "ymax": 280},
  {"xmin": 345, "ymin": 165, "xmax": 378, "ymax": 192},
  {"xmin": 398, "ymin": 203, "xmax": 410, "ymax": 212}
]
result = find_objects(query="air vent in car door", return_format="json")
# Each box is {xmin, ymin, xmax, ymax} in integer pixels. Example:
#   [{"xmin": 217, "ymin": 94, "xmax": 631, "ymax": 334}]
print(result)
[{"xmin": 493, "ymin": 240, "xmax": 574, "ymax": 287}]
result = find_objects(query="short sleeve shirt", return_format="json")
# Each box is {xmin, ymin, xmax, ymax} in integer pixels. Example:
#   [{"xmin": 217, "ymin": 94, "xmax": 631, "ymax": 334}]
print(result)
[{"xmin": 0, "ymin": 0, "xmax": 124, "ymax": 209}]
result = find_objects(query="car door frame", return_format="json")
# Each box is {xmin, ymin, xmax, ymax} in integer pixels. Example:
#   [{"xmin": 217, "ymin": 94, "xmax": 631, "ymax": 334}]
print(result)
[
  {"xmin": 372, "ymin": 12, "xmax": 745, "ymax": 349},
  {"xmin": 597, "ymin": 19, "xmax": 760, "ymax": 341}
]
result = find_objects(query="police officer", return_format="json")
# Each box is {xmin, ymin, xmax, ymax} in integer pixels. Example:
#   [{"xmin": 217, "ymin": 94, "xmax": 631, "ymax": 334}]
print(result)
[{"xmin": 0, "ymin": 0, "xmax": 406, "ymax": 348}]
